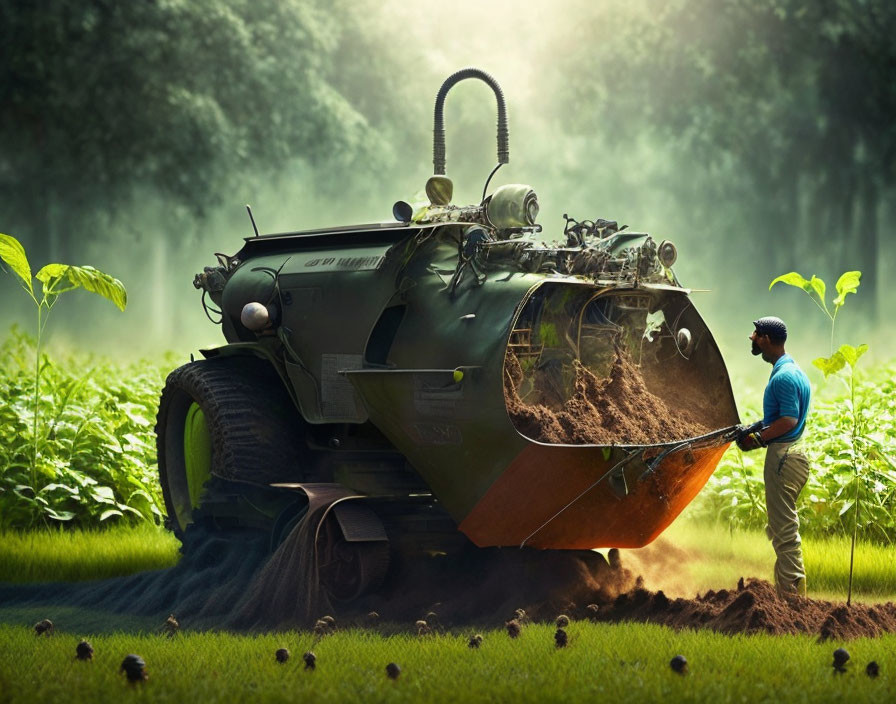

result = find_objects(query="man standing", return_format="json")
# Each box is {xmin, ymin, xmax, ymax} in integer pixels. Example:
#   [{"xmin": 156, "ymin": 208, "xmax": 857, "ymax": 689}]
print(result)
[{"xmin": 737, "ymin": 316, "xmax": 811, "ymax": 596}]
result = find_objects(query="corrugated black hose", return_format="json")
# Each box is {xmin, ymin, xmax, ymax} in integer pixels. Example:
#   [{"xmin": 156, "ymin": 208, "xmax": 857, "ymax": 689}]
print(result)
[{"xmin": 433, "ymin": 67, "xmax": 509, "ymax": 176}]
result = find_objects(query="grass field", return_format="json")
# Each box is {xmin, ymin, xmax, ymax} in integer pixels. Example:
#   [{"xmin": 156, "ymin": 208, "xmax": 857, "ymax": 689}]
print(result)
[
  {"xmin": 1, "ymin": 523, "xmax": 894, "ymax": 702},
  {"xmin": 0, "ymin": 524, "xmax": 179, "ymax": 583},
  {"xmin": 0, "ymin": 622, "xmax": 892, "ymax": 704},
  {"xmin": 638, "ymin": 520, "xmax": 896, "ymax": 602},
  {"xmin": 2, "ymin": 520, "xmax": 893, "ymax": 602}
]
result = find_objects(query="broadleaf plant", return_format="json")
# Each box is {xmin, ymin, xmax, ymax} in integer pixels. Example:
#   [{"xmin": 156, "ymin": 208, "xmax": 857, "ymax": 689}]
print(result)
[
  {"xmin": 0, "ymin": 328, "xmax": 166, "ymax": 528},
  {"xmin": 770, "ymin": 270, "xmax": 861, "ymax": 358},
  {"xmin": 769, "ymin": 269, "xmax": 869, "ymax": 605},
  {"xmin": 0, "ymin": 233, "xmax": 127, "ymax": 527}
]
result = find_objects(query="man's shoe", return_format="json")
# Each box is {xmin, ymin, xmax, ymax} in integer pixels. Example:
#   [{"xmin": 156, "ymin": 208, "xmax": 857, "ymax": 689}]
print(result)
[{"xmin": 775, "ymin": 578, "xmax": 807, "ymax": 597}]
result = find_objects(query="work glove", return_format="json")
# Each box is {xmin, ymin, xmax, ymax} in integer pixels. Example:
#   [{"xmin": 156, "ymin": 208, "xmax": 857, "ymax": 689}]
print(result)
[{"xmin": 734, "ymin": 421, "xmax": 765, "ymax": 452}]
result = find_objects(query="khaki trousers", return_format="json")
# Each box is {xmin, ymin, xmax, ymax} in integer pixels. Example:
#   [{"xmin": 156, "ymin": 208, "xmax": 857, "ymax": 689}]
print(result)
[{"xmin": 764, "ymin": 441, "xmax": 810, "ymax": 593}]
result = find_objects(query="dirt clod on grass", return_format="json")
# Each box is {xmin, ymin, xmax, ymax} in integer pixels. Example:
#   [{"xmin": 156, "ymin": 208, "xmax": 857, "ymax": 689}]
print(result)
[
  {"xmin": 554, "ymin": 628, "xmax": 568, "ymax": 647},
  {"xmin": 504, "ymin": 348, "xmax": 710, "ymax": 445},
  {"xmin": 119, "ymin": 654, "xmax": 147, "ymax": 683},
  {"xmin": 670, "ymin": 654, "xmax": 688, "ymax": 674},
  {"xmin": 162, "ymin": 614, "xmax": 179, "ymax": 637},
  {"xmin": 75, "ymin": 640, "xmax": 93, "ymax": 660}
]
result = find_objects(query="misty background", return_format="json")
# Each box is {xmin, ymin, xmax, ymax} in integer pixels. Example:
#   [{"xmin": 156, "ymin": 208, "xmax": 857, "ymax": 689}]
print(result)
[{"xmin": 2, "ymin": 0, "xmax": 894, "ymax": 386}]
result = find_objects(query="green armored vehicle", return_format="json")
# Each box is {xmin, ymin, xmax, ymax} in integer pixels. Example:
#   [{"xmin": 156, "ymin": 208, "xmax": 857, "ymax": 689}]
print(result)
[{"xmin": 157, "ymin": 68, "xmax": 739, "ymax": 601}]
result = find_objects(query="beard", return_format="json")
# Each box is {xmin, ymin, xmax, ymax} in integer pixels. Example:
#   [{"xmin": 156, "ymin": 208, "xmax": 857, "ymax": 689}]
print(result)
[{"xmin": 751, "ymin": 340, "xmax": 761, "ymax": 356}]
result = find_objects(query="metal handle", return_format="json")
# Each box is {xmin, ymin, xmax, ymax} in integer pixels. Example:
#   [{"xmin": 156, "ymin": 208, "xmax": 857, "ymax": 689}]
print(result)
[{"xmin": 433, "ymin": 68, "xmax": 509, "ymax": 175}]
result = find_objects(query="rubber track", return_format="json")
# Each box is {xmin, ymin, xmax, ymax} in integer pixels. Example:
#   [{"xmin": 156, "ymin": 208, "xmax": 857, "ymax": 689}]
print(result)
[{"xmin": 156, "ymin": 356, "xmax": 308, "ymax": 487}]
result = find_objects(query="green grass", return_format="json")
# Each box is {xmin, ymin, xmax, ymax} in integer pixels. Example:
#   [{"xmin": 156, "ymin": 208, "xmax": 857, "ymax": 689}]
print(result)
[
  {"xmin": 1, "ymin": 526, "xmax": 893, "ymax": 702},
  {"xmin": 3, "ymin": 521, "xmax": 893, "ymax": 603},
  {"xmin": 624, "ymin": 519, "xmax": 896, "ymax": 602},
  {"xmin": 0, "ymin": 524, "xmax": 179, "ymax": 583},
  {"xmin": 599, "ymin": 519, "xmax": 896, "ymax": 602},
  {"xmin": 0, "ymin": 623, "xmax": 892, "ymax": 704}
]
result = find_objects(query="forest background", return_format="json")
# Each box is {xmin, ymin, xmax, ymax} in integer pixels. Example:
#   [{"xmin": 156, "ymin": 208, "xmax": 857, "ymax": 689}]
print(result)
[{"xmin": 2, "ymin": 0, "xmax": 894, "ymax": 370}]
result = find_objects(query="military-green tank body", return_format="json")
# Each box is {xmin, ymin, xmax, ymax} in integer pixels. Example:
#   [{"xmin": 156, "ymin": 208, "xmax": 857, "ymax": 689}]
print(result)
[{"xmin": 157, "ymin": 68, "xmax": 739, "ymax": 602}]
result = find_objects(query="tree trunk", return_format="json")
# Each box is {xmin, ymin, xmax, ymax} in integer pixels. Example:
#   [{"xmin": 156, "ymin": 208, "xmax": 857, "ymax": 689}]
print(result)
[
  {"xmin": 46, "ymin": 187, "xmax": 65, "ymax": 264},
  {"xmin": 152, "ymin": 235, "xmax": 169, "ymax": 340},
  {"xmin": 856, "ymin": 180, "xmax": 879, "ymax": 323}
]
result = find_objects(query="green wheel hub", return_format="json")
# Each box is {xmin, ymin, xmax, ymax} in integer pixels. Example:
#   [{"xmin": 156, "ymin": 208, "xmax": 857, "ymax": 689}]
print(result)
[{"xmin": 183, "ymin": 402, "xmax": 211, "ymax": 508}]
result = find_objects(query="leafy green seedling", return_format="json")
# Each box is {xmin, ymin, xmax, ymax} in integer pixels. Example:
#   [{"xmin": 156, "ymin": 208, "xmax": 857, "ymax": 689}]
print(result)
[
  {"xmin": 769, "ymin": 269, "xmax": 869, "ymax": 605},
  {"xmin": 0, "ymin": 233, "xmax": 126, "ymax": 526},
  {"xmin": 769, "ymin": 271, "xmax": 860, "ymax": 357}
]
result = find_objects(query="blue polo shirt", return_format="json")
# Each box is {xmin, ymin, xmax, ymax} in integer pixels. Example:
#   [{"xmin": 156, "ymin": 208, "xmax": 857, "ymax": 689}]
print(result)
[{"xmin": 763, "ymin": 354, "xmax": 811, "ymax": 443}]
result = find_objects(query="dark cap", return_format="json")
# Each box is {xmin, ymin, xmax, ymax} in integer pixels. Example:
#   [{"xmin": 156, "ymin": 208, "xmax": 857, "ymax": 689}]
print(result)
[{"xmin": 753, "ymin": 316, "xmax": 787, "ymax": 341}]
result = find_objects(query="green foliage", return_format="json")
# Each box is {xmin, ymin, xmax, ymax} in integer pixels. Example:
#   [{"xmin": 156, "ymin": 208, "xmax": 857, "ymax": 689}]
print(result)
[
  {"xmin": 0, "ymin": 232, "xmax": 128, "ymax": 312},
  {"xmin": 832, "ymin": 271, "xmax": 862, "ymax": 310},
  {"xmin": 550, "ymin": 1, "xmax": 894, "ymax": 307},
  {"xmin": 0, "ymin": 234, "xmax": 33, "ymax": 295},
  {"xmin": 694, "ymin": 361, "xmax": 896, "ymax": 543},
  {"xmin": 769, "ymin": 270, "xmax": 862, "ymax": 367},
  {"xmin": 768, "ymin": 268, "xmax": 872, "ymax": 602},
  {"xmin": 35, "ymin": 264, "xmax": 128, "ymax": 312},
  {"xmin": 1, "ymin": 233, "xmax": 128, "ymax": 514},
  {"xmin": 813, "ymin": 343, "xmax": 868, "ymax": 378},
  {"xmin": 769, "ymin": 272, "xmax": 828, "ymax": 315},
  {"xmin": 0, "ymin": 0, "xmax": 382, "ymax": 249},
  {"xmin": 0, "ymin": 328, "xmax": 165, "ymax": 529}
]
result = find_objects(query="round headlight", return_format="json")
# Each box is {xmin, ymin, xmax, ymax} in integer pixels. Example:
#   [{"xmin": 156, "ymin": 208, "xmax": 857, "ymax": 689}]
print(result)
[
  {"xmin": 657, "ymin": 240, "xmax": 677, "ymax": 268},
  {"xmin": 240, "ymin": 302, "xmax": 271, "ymax": 331}
]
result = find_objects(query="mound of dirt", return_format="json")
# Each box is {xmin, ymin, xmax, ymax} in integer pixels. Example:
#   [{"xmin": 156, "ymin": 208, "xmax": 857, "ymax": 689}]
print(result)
[
  {"xmin": 589, "ymin": 576, "xmax": 896, "ymax": 641},
  {"xmin": 504, "ymin": 347, "xmax": 710, "ymax": 445}
]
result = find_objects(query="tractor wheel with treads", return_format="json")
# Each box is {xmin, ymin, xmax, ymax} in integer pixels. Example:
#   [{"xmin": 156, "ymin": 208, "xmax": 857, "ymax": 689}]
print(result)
[{"xmin": 155, "ymin": 355, "xmax": 309, "ymax": 536}]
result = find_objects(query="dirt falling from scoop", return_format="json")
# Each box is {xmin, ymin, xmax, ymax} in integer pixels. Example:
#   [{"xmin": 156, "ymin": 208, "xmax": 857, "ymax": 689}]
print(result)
[{"xmin": 504, "ymin": 347, "xmax": 710, "ymax": 445}]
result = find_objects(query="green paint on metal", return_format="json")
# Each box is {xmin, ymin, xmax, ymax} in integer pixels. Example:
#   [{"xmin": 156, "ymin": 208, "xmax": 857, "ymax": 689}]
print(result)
[{"xmin": 183, "ymin": 403, "xmax": 211, "ymax": 509}]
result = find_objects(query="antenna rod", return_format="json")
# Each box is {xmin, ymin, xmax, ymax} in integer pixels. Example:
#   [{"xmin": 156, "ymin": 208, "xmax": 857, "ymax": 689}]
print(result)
[{"xmin": 246, "ymin": 204, "xmax": 260, "ymax": 237}]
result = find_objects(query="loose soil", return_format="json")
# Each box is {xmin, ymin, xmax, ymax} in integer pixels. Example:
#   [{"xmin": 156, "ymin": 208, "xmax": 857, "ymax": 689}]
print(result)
[
  {"xmin": 2, "ymin": 527, "xmax": 894, "ymax": 640},
  {"xmin": 504, "ymin": 347, "xmax": 710, "ymax": 445},
  {"xmin": 592, "ymin": 574, "xmax": 896, "ymax": 641}
]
